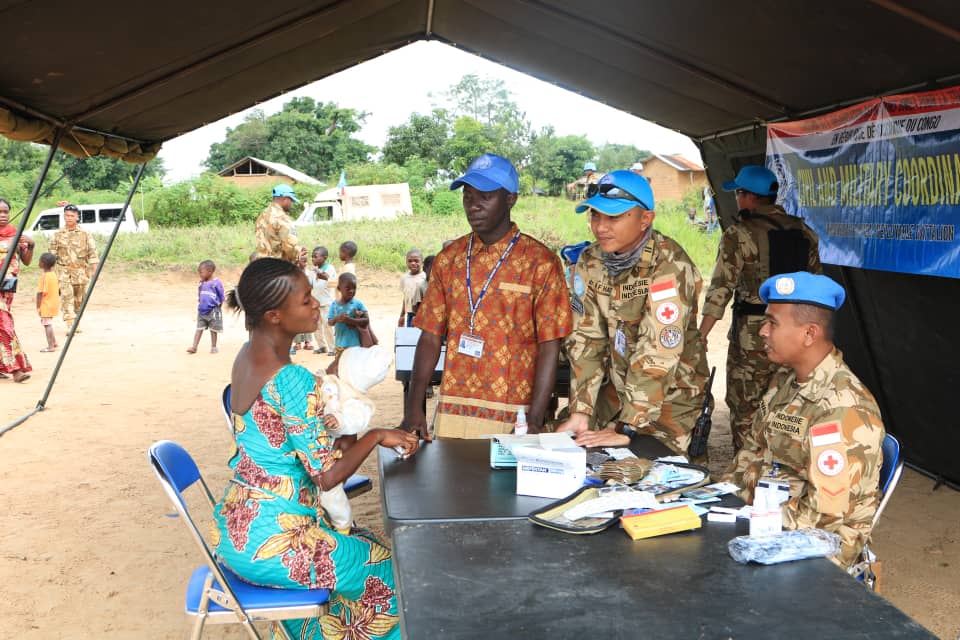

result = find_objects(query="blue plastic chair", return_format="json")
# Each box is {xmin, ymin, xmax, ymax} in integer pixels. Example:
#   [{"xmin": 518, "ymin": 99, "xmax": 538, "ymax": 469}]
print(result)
[
  {"xmin": 849, "ymin": 433, "xmax": 904, "ymax": 591},
  {"xmin": 148, "ymin": 440, "xmax": 330, "ymax": 640},
  {"xmin": 222, "ymin": 384, "xmax": 373, "ymax": 499}
]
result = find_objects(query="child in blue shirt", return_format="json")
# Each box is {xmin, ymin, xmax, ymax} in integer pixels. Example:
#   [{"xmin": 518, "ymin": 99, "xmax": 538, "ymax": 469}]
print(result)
[
  {"xmin": 187, "ymin": 259, "xmax": 224, "ymax": 354},
  {"xmin": 328, "ymin": 272, "xmax": 368, "ymax": 354}
]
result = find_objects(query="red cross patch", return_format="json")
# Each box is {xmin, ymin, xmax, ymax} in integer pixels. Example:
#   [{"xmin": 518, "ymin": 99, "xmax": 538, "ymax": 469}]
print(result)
[
  {"xmin": 817, "ymin": 449, "xmax": 845, "ymax": 477},
  {"xmin": 655, "ymin": 301, "xmax": 679, "ymax": 325}
]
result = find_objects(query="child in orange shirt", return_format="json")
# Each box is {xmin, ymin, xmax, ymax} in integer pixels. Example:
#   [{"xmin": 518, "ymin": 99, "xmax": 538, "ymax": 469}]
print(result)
[{"xmin": 36, "ymin": 252, "xmax": 60, "ymax": 352}]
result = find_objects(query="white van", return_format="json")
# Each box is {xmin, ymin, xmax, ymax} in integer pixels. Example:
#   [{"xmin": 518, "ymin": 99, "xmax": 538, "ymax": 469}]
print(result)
[{"xmin": 29, "ymin": 204, "xmax": 148, "ymax": 237}]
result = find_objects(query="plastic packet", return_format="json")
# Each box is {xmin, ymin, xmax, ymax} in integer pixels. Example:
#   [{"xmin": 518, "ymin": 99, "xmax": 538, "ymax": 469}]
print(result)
[{"xmin": 727, "ymin": 528, "xmax": 841, "ymax": 565}]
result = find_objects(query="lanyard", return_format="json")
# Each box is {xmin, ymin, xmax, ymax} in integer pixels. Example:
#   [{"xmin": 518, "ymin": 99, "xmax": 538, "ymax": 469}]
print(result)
[{"xmin": 465, "ymin": 230, "xmax": 521, "ymax": 333}]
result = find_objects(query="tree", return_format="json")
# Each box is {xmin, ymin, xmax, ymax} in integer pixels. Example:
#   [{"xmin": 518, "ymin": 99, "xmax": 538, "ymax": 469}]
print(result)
[
  {"xmin": 382, "ymin": 109, "xmax": 452, "ymax": 168},
  {"xmin": 59, "ymin": 154, "xmax": 166, "ymax": 192},
  {"xmin": 203, "ymin": 98, "xmax": 374, "ymax": 179},
  {"xmin": 436, "ymin": 74, "xmax": 531, "ymax": 170},
  {"xmin": 597, "ymin": 143, "xmax": 650, "ymax": 173},
  {"xmin": 446, "ymin": 116, "xmax": 498, "ymax": 173},
  {"xmin": 527, "ymin": 127, "xmax": 594, "ymax": 195}
]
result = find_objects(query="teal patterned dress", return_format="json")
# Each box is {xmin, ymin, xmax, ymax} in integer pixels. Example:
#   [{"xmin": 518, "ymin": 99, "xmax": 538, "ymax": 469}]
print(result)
[{"xmin": 212, "ymin": 364, "xmax": 399, "ymax": 640}]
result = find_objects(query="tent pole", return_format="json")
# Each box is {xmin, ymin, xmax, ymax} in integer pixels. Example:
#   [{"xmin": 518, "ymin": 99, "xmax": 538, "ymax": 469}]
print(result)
[
  {"xmin": 0, "ymin": 128, "xmax": 65, "ymax": 284},
  {"xmin": 33, "ymin": 162, "xmax": 148, "ymax": 413},
  {"xmin": 0, "ymin": 129, "xmax": 65, "ymax": 438}
]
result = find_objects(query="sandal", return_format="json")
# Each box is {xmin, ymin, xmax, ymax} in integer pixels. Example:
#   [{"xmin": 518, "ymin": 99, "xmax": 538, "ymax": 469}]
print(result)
[
  {"xmin": 13, "ymin": 371, "xmax": 30, "ymax": 383},
  {"xmin": 39, "ymin": 347, "xmax": 57, "ymax": 352},
  {"xmin": 210, "ymin": 347, "xmax": 219, "ymax": 354}
]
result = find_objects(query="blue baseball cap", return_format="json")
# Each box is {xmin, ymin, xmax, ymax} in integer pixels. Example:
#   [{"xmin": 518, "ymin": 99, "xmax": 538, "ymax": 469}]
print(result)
[
  {"xmin": 560, "ymin": 240, "xmax": 592, "ymax": 265},
  {"xmin": 722, "ymin": 165, "xmax": 779, "ymax": 196},
  {"xmin": 450, "ymin": 153, "xmax": 519, "ymax": 194},
  {"xmin": 760, "ymin": 272, "xmax": 846, "ymax": 310},
  {"xmin": 575, "ymin": 170, "xmax": 655, "ymax": 216},
  {"xmin": 583, "ymin": 162, "xmax": 597, "ymax": 172},
  {"xmin": 272, "ymin": 183, "xmax": 299, "ymax": 202}
]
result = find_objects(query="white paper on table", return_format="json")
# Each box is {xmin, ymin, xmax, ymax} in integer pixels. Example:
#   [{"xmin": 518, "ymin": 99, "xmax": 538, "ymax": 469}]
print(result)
[{"xmin": 513, "ymin": 445, "xmax": 586, "ymax": 499}]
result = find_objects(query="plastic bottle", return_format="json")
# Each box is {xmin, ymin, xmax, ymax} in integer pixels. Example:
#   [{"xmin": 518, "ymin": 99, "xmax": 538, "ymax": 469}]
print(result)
[
  {"xmin": 514, "ymin": 407, "xmax": 528, "ymax": 436},
  {"xmin": 749, "ymin": 488, "xmax": 768, "ymax": 537}
]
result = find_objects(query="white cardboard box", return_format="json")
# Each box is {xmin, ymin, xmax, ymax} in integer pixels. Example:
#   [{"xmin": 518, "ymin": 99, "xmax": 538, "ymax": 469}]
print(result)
[{"xmin": 513, "ymin": 445, "xmax": 586, "ymax": 499}]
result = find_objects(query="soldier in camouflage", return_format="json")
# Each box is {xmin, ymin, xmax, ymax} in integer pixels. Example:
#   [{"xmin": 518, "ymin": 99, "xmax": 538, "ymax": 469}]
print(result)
[
  {"xmin": 724, "ymin": 272, "xmax": 884, "ymax": 568},
  {"xmin": 558, "ymin": 171, "xmax": 710, "ymax": 454},
  {"xmin": 47, "ymin": 204, "xmax": 98, "ymax": 328},
  {"xmin": 255, "ymin": 184, "xmax": 305, "ymax": 263},
  {"xmin": 700, "ymin": 165, "xmax": 820, "ymax": 451}
]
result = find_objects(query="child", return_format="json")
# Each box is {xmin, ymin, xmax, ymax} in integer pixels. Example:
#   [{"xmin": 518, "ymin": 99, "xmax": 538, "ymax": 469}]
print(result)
[
  {"xmin": 328, "ymin": 272, "xmax": 367, "ymax": 355},
  {"xmin": 311, "ymin": 246, "xmax": 336, "ymax": 354},
  {"xmin": 36, "ymin": 252, "xmax": 59, "ymax": 352},
  {"xmin": 339, "ymin": 240, "xmax": 357, "ymax": 276},
  {"xmin": 187, "ymin": 259, "xmax": 224, "ymax": 354},
  {"xmin": 292, "ymin": 253, "xmax": 313, "ymax": 353},
  {"xmin": 398, "ymin": 248, "xmax": 426, "ymax": 327}
]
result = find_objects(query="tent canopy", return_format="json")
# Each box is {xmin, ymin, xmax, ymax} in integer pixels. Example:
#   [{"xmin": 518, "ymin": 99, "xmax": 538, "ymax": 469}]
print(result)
[
  {"xmin": 3, "ymin": 1, "xmax": 960, "ymax": 484},
  {"xmin": 2, "ymin": 0, "xmax": 958, "ymax": 150}
]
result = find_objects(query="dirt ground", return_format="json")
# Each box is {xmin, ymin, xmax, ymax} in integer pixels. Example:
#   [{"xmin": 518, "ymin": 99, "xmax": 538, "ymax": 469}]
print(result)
[{"xmin": 0, "ymin": 267, "xmax": 957, "ymax": 639}]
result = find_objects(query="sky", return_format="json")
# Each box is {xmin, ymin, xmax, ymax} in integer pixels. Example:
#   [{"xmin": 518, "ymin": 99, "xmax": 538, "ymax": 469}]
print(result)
[{"xmin": 158, "ymin": 40, "xmax": 701, "ymax": 183}]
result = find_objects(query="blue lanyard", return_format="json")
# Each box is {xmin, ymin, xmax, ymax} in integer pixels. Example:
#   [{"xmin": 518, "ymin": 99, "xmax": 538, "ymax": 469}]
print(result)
[{"xmin": 465, "ymin": 230, "xmax": 521, "ymax": 333}]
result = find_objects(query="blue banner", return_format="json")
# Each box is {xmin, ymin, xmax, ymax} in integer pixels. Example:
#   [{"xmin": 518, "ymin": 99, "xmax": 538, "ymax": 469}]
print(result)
[{"xmin": 767, "ymin": 87, "xmax": 960, "ymax": 279}]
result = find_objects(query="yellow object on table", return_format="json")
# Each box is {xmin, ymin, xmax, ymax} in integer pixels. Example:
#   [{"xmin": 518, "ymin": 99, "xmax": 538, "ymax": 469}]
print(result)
[{"xmin": 620, "ymin": 505, "xmax": 703, "ymax": 540}]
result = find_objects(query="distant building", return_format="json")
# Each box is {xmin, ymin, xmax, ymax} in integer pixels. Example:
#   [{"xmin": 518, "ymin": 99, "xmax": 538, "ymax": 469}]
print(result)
[
  {"xmin": 216, "ymin": 156, "xmax": 323, "ymax": 189},
  {"xmin": 640, "ymin": 154, "xmax": 707, "ymax": 202}
]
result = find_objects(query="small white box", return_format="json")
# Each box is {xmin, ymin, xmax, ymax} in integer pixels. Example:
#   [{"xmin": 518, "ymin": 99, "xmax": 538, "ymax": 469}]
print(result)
[{"xmin": 513, "ymin": 446, "xmax": 586, "ymax": 499}]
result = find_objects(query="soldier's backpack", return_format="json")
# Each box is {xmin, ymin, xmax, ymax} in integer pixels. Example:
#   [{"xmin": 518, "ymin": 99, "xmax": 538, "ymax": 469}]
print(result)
[{"xmin": 748, "ymin": 211, "xmax": 812, "ymax": 278}]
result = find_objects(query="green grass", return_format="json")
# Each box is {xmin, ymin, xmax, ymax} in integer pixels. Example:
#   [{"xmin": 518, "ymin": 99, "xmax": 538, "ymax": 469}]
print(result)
[{"xmin": 41, "ymin": 196, "xmax": 719, "ymax": 276}]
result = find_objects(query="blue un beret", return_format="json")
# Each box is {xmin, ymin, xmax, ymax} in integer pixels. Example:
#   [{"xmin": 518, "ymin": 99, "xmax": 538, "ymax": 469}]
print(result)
[{"xmin": 759, "ymin": 272, "xmax": 846, "ymax": 311}]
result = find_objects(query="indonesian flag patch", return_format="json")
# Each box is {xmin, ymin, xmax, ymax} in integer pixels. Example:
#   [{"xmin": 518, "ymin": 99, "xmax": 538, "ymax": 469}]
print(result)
[
  {"xmin": 650, "ymin": 279, "xmax": 678, "ymax": 302},
  {"xmin": 810, "ymin": 422, "xmax": 842, "ymax": 447}
]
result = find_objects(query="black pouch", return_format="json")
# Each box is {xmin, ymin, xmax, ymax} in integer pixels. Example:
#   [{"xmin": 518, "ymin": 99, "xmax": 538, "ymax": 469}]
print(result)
[
  {"xmin": 768, "ymin": 228, "xmax": 810, "ymax": 276},
  {"xmin": 528, "ymin": 461, "xmax": 712, "ymax": 535},
  {"xmin": 0, "ymin": 276, "xmax": 17, "ymax": 293}
]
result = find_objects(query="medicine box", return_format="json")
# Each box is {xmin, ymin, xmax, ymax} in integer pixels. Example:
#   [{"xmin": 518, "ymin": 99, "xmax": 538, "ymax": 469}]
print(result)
[{"xmin": 620, "ymin": 505, "xmax": 703, "ymax": 540}]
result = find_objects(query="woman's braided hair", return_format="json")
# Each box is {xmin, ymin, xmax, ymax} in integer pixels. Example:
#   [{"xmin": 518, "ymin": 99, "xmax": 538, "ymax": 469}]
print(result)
[{"xmin": 226, "ymin": 257, "xmax": 299, "ymax": 330}]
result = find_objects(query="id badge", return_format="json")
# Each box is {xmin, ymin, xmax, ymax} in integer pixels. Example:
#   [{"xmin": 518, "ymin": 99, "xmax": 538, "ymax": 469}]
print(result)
[
  {"xmin": 458, "ymin": 332, "xmax": 485, "ymax": 358},
  {"xmin": 614, "ymin": 322, "xmax": 627, "ymax": 356}
]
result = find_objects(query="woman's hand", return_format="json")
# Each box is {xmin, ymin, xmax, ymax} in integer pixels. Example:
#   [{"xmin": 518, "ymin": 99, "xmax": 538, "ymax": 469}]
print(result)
[
  {"xmin": 556, "ymin": 412, "xmax": 590, "ymax": 435},
  {"xmin": 377, "ymin": 427, "xmax": 420, "ymax": 457},
  {"xmin": 574, "ymin": 426, "xmax": 630, "ymax": 448}
]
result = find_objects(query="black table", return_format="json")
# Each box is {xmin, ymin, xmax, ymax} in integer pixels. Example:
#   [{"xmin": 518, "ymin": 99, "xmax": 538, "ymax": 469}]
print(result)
[
  {"xmin": 378, "ymin": 436, "xmax": 673, "ymax": 532},
  {"xmin": 392, "ymin": 518, "xmax": 936, "ymax": 639}
]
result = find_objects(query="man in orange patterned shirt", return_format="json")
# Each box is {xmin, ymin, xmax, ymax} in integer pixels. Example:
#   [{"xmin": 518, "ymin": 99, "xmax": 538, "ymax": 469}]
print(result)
[{"xmin": 401, "ymin": 153, "xmax": 572, "ymax": 438}]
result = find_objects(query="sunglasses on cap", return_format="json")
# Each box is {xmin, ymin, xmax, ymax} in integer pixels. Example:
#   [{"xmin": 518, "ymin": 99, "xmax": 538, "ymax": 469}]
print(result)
[{"xmin": 586, "ymin": 182, "xmax": 651, "ymax": 209}]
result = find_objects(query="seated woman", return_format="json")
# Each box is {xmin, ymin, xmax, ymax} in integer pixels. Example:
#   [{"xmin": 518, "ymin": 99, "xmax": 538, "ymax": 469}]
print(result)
[{"xmin": 212, "ymin": 257, "xmax": 419, "ymax": 640}]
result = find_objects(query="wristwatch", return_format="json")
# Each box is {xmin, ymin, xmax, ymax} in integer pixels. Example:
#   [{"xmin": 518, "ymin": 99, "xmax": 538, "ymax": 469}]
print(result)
[{"xmin": 616, "ymin": 422, "xmax": 636, "ymax": 438}]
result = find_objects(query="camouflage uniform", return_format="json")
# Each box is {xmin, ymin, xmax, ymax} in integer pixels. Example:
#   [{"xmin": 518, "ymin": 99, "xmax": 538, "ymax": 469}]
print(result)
[
  {"xmin": 254, "ymin": 202, "xmax": 302, "ymax": 262},
  {"xmin": 703, "ymin": 204, "xmax": 820, "ymax": 449},
  {"xmin": 47, "ymin": 226, "xmax": 99, "ymax": 325},
  {"xmin": 566, "ymin": 231, "xmax": 710, "ymax": 454},
  {"xmin": 723, "ymin": 348, "xmax": 884, "ymax": 568}
]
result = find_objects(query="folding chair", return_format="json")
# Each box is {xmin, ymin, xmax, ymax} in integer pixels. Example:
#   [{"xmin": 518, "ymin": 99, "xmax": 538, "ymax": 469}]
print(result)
[
  {"xmin": 848, "ymin": 433, "xmax": 904, "ymax": 592},
  {"xmin": 148, "ymin": 440, "xmax": 330, "ymax": 640},
  {"xmin": 221, "ymin": 384, "xmax": 373, "ymax": 499}
]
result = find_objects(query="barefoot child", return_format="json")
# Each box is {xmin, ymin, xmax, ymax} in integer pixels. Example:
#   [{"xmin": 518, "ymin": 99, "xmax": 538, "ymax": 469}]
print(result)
[
  {"xmin": 311, "ymin": 246, "xmax": 336, "ymax": 354},
  {"xmin": 329, "ymin": 272, "xmax": 367, "ymax": 355},
  {"xmin": 36, "ymin": 252, "xmax": 59, "ymax": 352},
  {"xmin": 187, "ymin": 259, "xmax": 224, "ymax": 354},
  {"xmin": 398, "ymin": 248, "xmax": 426, "ymax": 327},
  {"xmin": 293, "ymin": 252, "xmax": 313, "ymax": 352}
]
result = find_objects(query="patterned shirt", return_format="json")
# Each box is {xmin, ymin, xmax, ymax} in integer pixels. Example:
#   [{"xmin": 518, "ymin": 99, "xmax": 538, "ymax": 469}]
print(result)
[
  {"xmin": 415, "ymin": 224, "xmax": 572, "ymax": 437},
  {"xmin": 566, "ymin": 232, "xmax": 710, "ymax": 441},
  {"xmin": 47, "ymin": 226, "xmax": 99, "ymax": 285},
  {"xmin": 254, "ymin": 202, "xmax": 301, "ymax": 262},
  {"xmin": 723, "ymin": 348, "xmax": 885, "ymax": 567}
]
